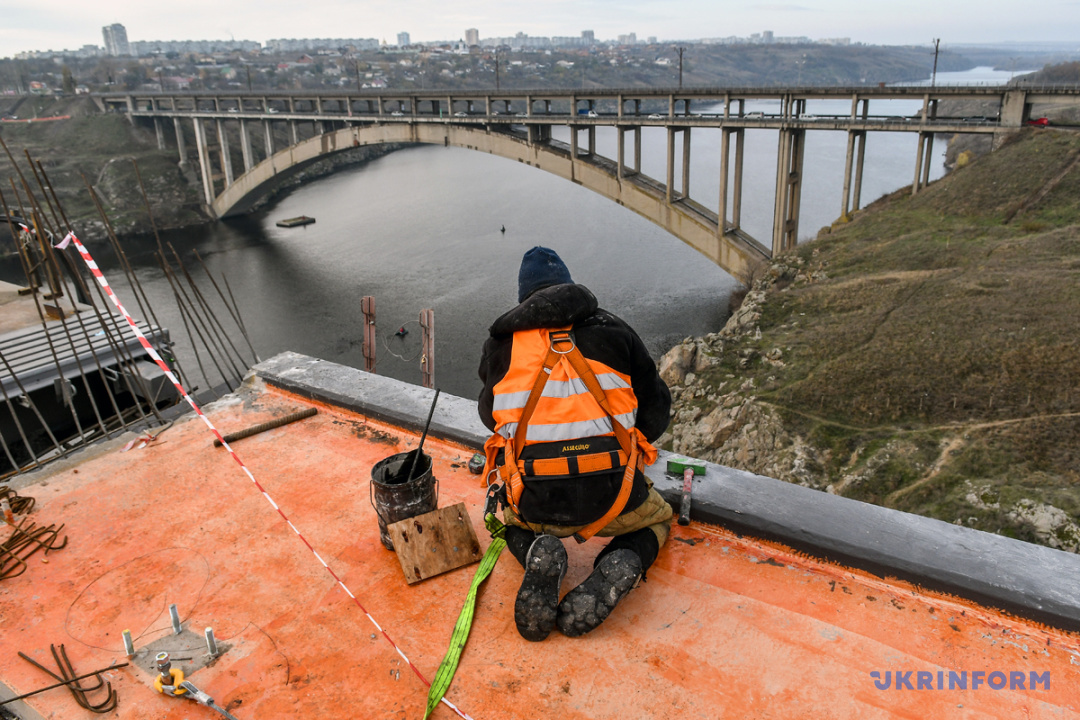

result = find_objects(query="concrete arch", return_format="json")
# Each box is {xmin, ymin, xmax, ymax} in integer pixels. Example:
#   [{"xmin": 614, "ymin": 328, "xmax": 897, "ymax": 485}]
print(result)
[{"xmin": 213, "ymin": 123, "xmax": 768, "ymax": 279}]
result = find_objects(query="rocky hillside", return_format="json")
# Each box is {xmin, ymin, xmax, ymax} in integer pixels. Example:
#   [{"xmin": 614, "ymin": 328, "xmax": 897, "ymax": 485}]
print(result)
[
  {"xmin": 660, "ymin": 127, "xmax": 1080, "ymax": 553},
  {"xmin": 0, "ymin": 96, "xmax": 398, "ymax": 250}
]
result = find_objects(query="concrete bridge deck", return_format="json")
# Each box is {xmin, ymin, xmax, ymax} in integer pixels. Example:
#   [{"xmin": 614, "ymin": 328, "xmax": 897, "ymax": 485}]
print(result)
[{"xmin": 1, "ymin": 353, "xmax": 1077, "ymax": 719}]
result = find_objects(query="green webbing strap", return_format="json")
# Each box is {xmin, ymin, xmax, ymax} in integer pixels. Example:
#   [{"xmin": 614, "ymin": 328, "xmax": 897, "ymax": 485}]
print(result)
[{"xmin": 423, "ymin": 514, "xmax": 506, "ymax": 719}]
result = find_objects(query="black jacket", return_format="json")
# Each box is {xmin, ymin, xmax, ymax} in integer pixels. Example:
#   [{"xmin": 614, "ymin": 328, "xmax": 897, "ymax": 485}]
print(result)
[{"xmin": 478, "ymin": 283, "xmax": 672, "ymax": 525}]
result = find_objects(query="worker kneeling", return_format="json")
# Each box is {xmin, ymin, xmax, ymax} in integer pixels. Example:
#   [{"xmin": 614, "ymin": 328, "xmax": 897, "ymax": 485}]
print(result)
[{"xmin": 479, "ymin": 247, "xmax": 673, "ymax": 641}]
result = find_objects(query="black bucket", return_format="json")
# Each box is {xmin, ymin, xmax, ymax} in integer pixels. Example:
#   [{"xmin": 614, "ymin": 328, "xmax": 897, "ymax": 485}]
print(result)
[{"xmin": 370, "ymin": 449, "xmax": 438, "ymax": 551}]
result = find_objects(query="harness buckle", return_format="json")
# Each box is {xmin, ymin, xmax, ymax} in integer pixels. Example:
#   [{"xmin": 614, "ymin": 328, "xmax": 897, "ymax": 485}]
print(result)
[
  {"xmin": 549, "ymin": 331, "xmax": 576, "ymax": 355},
  {"xmin": 484, "ymin": 479, "xmax": 506, "ymax": 518}
]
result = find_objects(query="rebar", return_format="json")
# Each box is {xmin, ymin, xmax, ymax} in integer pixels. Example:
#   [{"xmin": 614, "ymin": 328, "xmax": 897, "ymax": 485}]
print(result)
[
  {"xmin": 18, "ymin": 645, "xmax": 117, "ymax": 713},
  {"xmin": 157, "ymin": 252, "xmax": 222, "ymax": 398},
  {"xmin": 193, "ymin": 249, "xmax": 259, "ymax": 363},
  {"xmin": 0, "ymin": 486, "xmax": 35, "ymax": 515},
  {"xmin": 221, "ymin": 274, "xmax": 252, "ymax": 352},
  {"xmin": 1, "ymin": 517, "xmax": 67, "ymax": 580},
  {"xmin": 0, "ymin": 348, "xmax": 67, "ymax": 465},
  {"xmin": 168, "ymin": 244, "xmax": 246, "ymax": 385}
]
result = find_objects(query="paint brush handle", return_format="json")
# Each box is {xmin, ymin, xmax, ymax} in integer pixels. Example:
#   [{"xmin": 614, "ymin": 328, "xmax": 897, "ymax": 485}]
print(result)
[
  {"xmin": 678, "ymin": 467, "xmax": 693, "ymax": 526},
  {"xmin": 407, "ymin": 388, "xmax": 441, "ymax": 482}
]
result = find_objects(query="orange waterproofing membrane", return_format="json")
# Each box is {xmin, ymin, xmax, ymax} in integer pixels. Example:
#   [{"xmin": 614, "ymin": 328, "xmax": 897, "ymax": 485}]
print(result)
[{"xmin": 1, "ymin": 382, "xmax": 1078, "ymax": 719}]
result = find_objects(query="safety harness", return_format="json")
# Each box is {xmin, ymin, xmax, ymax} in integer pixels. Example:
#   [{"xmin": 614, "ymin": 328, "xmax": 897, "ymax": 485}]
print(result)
[{"xmin": 487, "ymin": 329, "xmax": 645, "ymax": 542}]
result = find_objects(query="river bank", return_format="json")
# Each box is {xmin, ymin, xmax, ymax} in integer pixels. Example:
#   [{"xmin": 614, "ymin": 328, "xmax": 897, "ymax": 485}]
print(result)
[{"xmin": 658, "ymin": 127, "xmax": 1080, "ymax": 553}]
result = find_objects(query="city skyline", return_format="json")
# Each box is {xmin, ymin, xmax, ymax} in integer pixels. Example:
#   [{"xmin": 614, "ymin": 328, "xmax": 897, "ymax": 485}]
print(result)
[{"xmin": 2, "ymin": 0, "xmax": 1077, "ymax": 59}]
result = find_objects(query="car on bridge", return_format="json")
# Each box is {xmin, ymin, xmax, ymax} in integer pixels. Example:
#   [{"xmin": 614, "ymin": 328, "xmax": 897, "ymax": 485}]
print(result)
[
  {"xmin": 647, "ymin": 113, "xmax": 664, "ymax": 119},
  {"xmin": 454, "ymin": 111, "xmax": 468, "ymax": 117}
]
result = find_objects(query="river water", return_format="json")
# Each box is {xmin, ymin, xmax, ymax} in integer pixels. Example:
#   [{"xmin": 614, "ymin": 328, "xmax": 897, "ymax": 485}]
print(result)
[{"xmin": 4, "ymin": 68, "xmax": 1013, "ymax": 402}]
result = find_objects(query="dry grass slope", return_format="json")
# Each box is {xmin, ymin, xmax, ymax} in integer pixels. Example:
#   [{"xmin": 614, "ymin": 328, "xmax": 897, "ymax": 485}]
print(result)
[{"xmin": 671, "ymin": 128, "xmax": 1080, "ymax": 551}]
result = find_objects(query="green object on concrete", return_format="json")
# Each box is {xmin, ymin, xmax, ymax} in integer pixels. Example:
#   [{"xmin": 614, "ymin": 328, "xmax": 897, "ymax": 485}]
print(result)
[{"xmin": 666, "ymin": 454, "xmax": 706, "ymax": 476}]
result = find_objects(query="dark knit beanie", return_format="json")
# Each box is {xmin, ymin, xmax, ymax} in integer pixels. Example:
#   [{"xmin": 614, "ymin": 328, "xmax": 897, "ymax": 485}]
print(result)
[{"xmin": 517, "ymin": 246, "xmax": 573, "ymax": 303}]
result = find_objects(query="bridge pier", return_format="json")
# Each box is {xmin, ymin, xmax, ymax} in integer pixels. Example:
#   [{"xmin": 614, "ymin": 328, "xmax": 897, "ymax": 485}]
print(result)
[
  {"xmin": 290, "ymin": 121, "xmax": 299, "ymax": 146},
  {"xmin": 1000, "ymin": 89, "xmax": 1030, "ymax": 127},
  {"xmin": 772, "ymin": 128, "xmax": 805, "ymax": 254},
  {"xmin": 173, "ymin": 119, "xmax": 188, "ymax": 170},
  {"xmin": 240, "ymin": 119, "xmax": 254, "ymax": 173},
  {"xmin": 666, "ymin": 127, "xmax": 691, "ymax": 202},
  {"xmin": 912, "ymin": 131, "xmax": 934, "ymax": 195},
  {"xmin": 154, "ymin": 118, "xmax": 166, "ymax": 151},
  {"xmin": 616, "ymin": 126, "xmax": 642, "ymax": 178},
  {"xmin": 841, "ymin": 130, "xmax": 867, "ymax": 218},
  {"xmin": 216, "ymin": 120, "xmax": 234, "ymax": 187},
  {"xmin": 263, "ymin": 121, "xmax": 275, "ymax": 159},
  {"xmin": 192, "ymin": 118, "xmax": 215, "ymax": 208},
  {"xmin": 719, "ymin": 127, "xmax": 745, "ymax": 235}
]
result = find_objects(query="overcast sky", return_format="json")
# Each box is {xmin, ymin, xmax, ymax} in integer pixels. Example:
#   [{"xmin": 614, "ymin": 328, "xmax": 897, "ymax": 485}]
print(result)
[{"xmin": 2, "ymin": 0, "xmax": 1077, "ymax": 58}]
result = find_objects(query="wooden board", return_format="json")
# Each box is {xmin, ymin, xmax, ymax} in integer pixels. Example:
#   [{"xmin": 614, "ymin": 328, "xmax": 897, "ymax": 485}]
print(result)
[{"xmin": 386, "ymin": 502, "xmax": 483, "ymax": 584}]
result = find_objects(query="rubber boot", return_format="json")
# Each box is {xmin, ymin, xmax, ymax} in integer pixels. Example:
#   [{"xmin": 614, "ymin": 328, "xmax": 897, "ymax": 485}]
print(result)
[
  {"xmin": 515, "ymin": 535, "xmax": 567, "ymax": 642},
  {"xmin": 555, "ymin": 549, "xmax": 642, "ymax": 638}
]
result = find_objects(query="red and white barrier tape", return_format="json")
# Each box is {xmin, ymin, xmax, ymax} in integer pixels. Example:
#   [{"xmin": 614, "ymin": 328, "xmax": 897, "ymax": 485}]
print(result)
[{"xmin": 62, "ymin": 233, "xmax": 473, "ymax": 720}]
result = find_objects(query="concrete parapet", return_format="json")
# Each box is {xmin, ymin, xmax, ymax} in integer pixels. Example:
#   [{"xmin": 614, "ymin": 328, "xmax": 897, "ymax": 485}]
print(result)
[{"xmin": 254, "ymin": 351, "xmax": 1080, "ymax": 631}]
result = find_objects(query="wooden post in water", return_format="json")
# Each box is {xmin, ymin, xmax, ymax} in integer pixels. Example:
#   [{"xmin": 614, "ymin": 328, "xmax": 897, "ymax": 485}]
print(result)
[
  {"xmin": 419, "ymin": 309, "xmax": 434, "ymax": 389},
  {"xmin": 362, "ymin": 296, "xmax": 376, "ymax": 374}
]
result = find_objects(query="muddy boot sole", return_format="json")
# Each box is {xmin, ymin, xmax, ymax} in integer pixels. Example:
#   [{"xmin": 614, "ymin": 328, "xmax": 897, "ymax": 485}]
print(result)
[
  {"xmin": 515, "ymin": 535, "xmax": 568, "ymax": 642},
  {"xmin": 556, "ymin": 549, "xmax": 642, "ymax": 638}
]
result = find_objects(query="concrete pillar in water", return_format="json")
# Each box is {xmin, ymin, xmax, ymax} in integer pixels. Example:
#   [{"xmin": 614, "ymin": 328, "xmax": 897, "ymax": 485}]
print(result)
[
  {"xmin": 216, "ymin": 120, "xmax": 234, "ymax": 187},
  {"xmin": 173, "ymin": 119, "xmax": 188, "ymax": 169},
  {"xmin": 419, "ymin": 309, "xmax": 434, "ymax": 389},
  {"xmin": 587, "ymin": 126, "xmax": 595, "ymax": 156},
  {"xmin": 240, "ymin": 119, "xmax": 253, "ymax": 173},
  {"xmin": 192, "ymin": 118, "xmax": 215, "ymax": 207}
]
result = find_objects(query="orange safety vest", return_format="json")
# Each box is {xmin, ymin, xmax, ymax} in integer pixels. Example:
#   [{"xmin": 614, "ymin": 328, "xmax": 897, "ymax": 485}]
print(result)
[{"xmin": 483, "ymin": 327, "xmax": 658, "ymax": 541}]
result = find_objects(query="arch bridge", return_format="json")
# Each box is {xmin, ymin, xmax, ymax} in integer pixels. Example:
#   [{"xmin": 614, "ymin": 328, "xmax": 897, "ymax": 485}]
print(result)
[{"xmin": 104, "ymin": 85, "xmax": 1074, "ymax": 280}]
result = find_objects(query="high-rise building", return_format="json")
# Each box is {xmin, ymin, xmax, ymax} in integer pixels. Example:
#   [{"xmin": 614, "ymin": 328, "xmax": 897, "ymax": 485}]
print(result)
[
  {"xmin": 762, "ymin": 30, "xmax": 774, "ymax": 44},
  {"xmin": 397, "ymin": 32, "xmax": 410, "ymax": 47},
  {"xmin": 581, "ymin": 30, "xmax": 594, "ymax": 43},
  {"xmin": 102, "ymin": 23, "xmax": 130, "ymax": 56},
  {"xmin": 465, "ymin": 28, "xmax": 479, "ymax": 46}
]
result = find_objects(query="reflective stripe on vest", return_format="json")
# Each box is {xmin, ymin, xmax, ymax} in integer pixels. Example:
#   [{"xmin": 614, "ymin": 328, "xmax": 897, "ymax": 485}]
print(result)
[
  {"xmin": 497, "ymin": 410, "xmax": 638, "ymax": 442},
  {"xmin": 492, "ymin": 373, "xmax": 631, "ymax": 412},
  {"xmin": 489, "ymin": 327, "xmax": 639, "ymax": 449}
]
